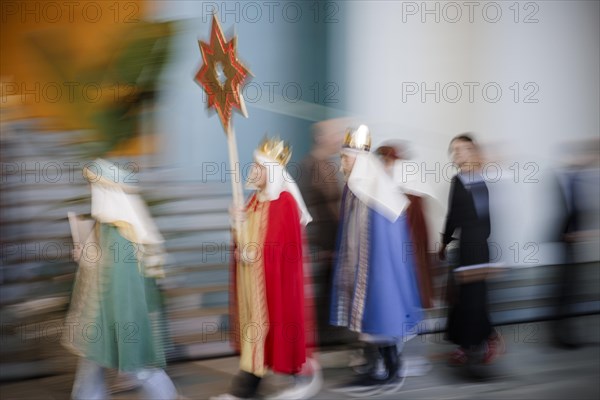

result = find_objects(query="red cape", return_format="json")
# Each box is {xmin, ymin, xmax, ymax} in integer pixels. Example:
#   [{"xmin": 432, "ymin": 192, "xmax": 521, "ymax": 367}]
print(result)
[{"xmin": 230, "ymin": 191, "xmax": 309, "ymax": 374}]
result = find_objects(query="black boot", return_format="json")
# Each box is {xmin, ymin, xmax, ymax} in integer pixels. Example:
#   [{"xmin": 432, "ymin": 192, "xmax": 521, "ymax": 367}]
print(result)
[
  {"xmin": 351, "ymin": 343, "xmax": 381, "ymax": 375},
  {"xmin": 379, "ymin": 345, "xmax": 400, "ymax": 382},
  {"xmin": 333, "ymin": 345, "xmax": 400, "ymax": 392}
]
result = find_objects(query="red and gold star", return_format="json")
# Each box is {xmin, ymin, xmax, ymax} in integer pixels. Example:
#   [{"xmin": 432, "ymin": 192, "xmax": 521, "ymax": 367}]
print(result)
[{"xmin": 194, "ymin": 15, "xmax": 251, "ymax": 132}]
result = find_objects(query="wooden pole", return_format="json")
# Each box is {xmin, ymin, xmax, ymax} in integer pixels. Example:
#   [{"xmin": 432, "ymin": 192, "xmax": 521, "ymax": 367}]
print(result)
[{"xmin": 226, "ymin": 124, "xmax": 245, "ymax": 246}]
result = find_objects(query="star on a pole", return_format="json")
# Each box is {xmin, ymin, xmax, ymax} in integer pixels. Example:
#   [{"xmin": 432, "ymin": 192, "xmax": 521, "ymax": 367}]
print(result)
[{"xmin": 194, "ymin": 14, "xmax": 251, "ymax": 133}]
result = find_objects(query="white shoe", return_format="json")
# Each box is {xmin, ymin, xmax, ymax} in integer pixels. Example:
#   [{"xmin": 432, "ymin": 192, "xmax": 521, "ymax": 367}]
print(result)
[
  {"xmin": 209, "ymin": 394, "xmax": 244, "ymax": 400},
  {"xmin": 137, "ymin": 369, "xmax": 178, "ymax": 400},
  {"xmin": 266, "ymin": 358, "xmax": 322, "ymax": 400},
  {"xmin": 71, "ymin": 358, "xmax": 108, "ymax": 400}
]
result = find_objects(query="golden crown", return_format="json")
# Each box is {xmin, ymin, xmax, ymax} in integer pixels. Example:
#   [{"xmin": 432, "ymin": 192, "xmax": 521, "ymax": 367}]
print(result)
[
  {"xmin": 343, "ymin": 124, "xmax": 372, "ymax": 152},
  {"xmin": 256, "ymin": 136, "xmax": 292, "ymax": 166}
]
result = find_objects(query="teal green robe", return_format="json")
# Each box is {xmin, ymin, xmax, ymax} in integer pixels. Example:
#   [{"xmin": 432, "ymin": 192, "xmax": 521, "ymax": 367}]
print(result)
[{"xmin": 64, "ymin": 223, "xmax": 167, "ymax": 371}]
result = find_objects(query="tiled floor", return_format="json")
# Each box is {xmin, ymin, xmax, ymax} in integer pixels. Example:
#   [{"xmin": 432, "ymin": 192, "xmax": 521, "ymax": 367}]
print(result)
[{"xmin": 1, "ymin": 315, "xmax": 598, "ymax": 399}]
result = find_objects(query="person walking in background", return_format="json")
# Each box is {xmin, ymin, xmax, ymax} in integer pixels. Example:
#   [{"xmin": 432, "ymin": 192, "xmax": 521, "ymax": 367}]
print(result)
[
  {"xmin": 438, "ymin": 134, "xmax": 504, "ymax": 366},
  {"xmin": 298, "ymin": 119, "xmax": 347, "ymax": 346},
  {"xmin": 552, "ymin": 138, "xmax": 600, "ymax": 348},
  {"xmin": 376, "ymin": 141, "xmax": 435, "ymax": 310},
  {"xmin": 376, "ymin": 141, "xmax": 438, "ymax": 378}
]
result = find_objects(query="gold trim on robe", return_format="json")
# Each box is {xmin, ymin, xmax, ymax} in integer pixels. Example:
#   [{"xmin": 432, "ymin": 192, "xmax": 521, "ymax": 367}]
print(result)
[{"xmin": 237, "ymin": 197, "xmax": 270, "ymax": 377}]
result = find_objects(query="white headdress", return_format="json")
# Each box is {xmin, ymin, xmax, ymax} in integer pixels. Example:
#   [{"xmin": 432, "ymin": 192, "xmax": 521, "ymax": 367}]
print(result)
[
  {"xmin": 84, "ymin": 159, "xmax": 165, "ymax": 275},
  {"xmin": 246, "ymin": 138, "xmax": 312, "ymax": 226},
  {"xmin": 342, "ymin": 125, "xmax": 409, "ymax": 221}
]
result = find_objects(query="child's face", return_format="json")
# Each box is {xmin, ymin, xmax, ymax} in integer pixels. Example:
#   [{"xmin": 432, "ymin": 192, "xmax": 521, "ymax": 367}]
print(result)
[
  {"xmin": 340, "ymin": 153, "xmax": 356, "ymax": 179},
  {"xmin": 248, "ymin": 163, "xmax": 267, "ymax": 189},
  {"xmin": 451, "ymin": 140, "xmax": 479, "ymax": 169}
]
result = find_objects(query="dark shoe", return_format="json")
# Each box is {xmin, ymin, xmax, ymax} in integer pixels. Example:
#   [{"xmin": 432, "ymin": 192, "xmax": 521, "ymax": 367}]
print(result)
[
  {"xmin": 341, "ymin": 345, "xmax": 400, "ymax": 388},
  {"xmin": 483, "ymin": 333, "xmax": 506, "ymax": 364},
  {"xmin": 350, "ymin": 344, "xmax": 380, "ymax": 375},
  {"xmin": 379, "ymin": 345, "xmax": 400, "ymax": 381},
  {"xmin": 448, "ymin": 347, "xmax": 468, "ymax": 366},
  {"xmin": 229, "ymin": 371, "xmax": 261, "ymax": 399}
]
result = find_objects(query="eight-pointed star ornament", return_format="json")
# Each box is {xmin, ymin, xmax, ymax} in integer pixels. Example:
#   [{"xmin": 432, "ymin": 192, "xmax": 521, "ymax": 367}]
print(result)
[{"xmin": 194, "ymin": 14, "xmax": 251, "ymax": 133}]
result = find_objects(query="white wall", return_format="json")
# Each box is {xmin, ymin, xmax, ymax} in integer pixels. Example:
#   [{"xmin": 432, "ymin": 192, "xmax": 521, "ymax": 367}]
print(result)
[{"xmin": 328, "ymin": 1, "xmax": 599, "ymax": 264}]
